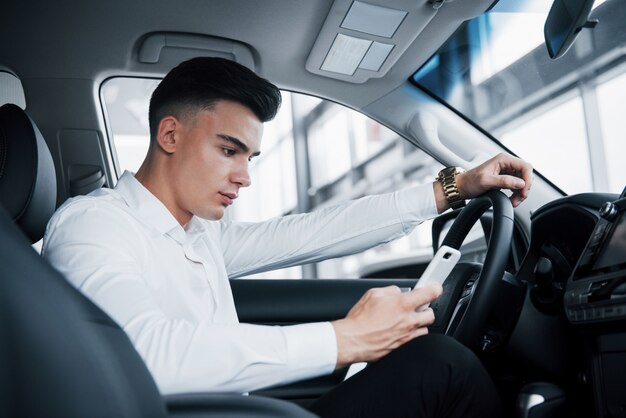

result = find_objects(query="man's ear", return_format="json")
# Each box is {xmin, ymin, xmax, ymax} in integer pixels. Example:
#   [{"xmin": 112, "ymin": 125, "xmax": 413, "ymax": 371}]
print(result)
[{"xmin": 155, "ymin": 116, "xmax": 179, "ymax": 154}]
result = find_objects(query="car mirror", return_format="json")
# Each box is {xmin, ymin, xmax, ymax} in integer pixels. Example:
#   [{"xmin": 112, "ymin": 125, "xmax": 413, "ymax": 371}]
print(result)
[{"xmin": 544, "ymin": 0, "xmax": 598, "ymax": 59}]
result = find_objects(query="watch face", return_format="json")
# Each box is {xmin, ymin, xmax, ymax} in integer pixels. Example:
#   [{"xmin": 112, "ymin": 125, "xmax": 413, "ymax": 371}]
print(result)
[
  {"xmin": 439, "ymin": 167, "xmax": 464, "ymax": 178},
  {"xmin": 441, "ymin": 167, "xmax": 453, "ymax": 176}
]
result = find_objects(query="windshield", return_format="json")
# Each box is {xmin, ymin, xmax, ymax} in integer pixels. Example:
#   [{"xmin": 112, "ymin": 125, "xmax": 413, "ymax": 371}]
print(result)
[{"xmin": 413, "ymin": 0, "xmax": 626, "ymax": 195}]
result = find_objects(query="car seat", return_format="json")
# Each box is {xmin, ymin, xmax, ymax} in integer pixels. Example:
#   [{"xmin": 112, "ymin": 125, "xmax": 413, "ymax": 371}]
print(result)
[{"xmin": 0, "ymin": 102, "xmax": 317, "ymax": 417}]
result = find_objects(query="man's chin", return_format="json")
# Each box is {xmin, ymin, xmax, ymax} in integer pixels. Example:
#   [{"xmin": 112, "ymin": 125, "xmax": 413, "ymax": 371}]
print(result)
[{"xmin": 195, "ymin": 207, "xmax": 226, "ymax": 221}]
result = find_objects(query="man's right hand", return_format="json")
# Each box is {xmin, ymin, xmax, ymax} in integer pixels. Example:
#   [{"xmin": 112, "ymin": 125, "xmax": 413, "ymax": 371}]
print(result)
[{"xmin": 331, "ymin": 283, "xmax": 442, "ymax": 369}]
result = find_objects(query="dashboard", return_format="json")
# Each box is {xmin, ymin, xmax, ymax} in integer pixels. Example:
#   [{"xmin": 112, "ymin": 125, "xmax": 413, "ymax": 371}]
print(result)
[
  {"xmin": 518, "ymin": 192, "xmax": 626, "ymax": 418},
  {"xmin": 566, "ymin": 197, "xmax": 626, "ymax": 324},
  {"xmin": 525, "ymin": 192, "xmax": 626, "ymax": 325}
]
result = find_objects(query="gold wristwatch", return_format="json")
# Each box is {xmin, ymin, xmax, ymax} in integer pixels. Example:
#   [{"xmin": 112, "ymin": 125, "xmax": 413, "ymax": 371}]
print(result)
[{"xmin": 437, "ymin": 167, "xmax": 466, "ymax": 210}]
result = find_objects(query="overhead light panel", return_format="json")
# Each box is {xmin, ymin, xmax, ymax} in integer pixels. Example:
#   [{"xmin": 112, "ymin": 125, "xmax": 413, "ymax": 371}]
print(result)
[
  {"xmin": 321, "ymin": 34, "xmax": 372, "ymax": 75},
  {"xmin": 359, "ymin": 42, "xmax": 394, "ymax": 71},
  {"xmin": 341, "ymin": 1, "xmax": 407, "ymax": 38}
]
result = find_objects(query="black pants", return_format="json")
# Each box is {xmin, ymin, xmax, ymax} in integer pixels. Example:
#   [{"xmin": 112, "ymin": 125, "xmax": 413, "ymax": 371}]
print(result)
[{"xmin": 308, "ymin": 334, "xmax": 500, "ymax": 418}]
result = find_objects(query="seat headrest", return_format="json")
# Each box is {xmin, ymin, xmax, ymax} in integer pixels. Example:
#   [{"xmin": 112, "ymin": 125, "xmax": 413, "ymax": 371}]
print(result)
[
  {"xmin": 0, "ymin": 70, "xmax": 26, "ymax": 109},
  {"xmin": 0, "ymin": 103, "xmax": 56, "ymax": 242}
]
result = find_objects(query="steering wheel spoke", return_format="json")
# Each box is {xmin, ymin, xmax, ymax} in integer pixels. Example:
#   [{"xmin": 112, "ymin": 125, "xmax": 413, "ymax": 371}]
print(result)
[{"xmin": 431, "ymin": 190, "xmax": 515, "ymax": 350}]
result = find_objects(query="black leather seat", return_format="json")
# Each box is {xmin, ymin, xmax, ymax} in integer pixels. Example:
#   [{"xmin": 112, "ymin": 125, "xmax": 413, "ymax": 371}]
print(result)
[
  {"xmin": 0, "ymin": 102, "xmax": 317, "ymax": 417},
  {"xmin": 0, "ymin": 103, "xmax": 57, "ymax": 242}
]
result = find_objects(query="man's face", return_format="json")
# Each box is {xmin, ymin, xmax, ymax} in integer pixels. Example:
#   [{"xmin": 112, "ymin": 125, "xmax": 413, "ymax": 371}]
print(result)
[{"xmin": 168, "ymin": 100, "xmax": 263, "ymax": 222}]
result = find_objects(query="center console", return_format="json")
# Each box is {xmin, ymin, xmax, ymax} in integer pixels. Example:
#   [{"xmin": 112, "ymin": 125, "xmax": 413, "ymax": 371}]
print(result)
[
  {"xmin": 565, "ymin": 198, "xmax": 626, "ymax": 324},
  {"xmin": 564, "ymin": 197, "xmax": 626, "ymax": 418}
]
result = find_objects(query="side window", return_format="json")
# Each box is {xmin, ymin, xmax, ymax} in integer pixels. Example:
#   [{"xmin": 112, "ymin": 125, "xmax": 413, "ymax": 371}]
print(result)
[
  {"xmin": 102, "ymin": 78, "xmax": 160, "ymax": 176},
  {"xmin": 102, "ymin": 77, "xmax": 479, "ymax": 279}
]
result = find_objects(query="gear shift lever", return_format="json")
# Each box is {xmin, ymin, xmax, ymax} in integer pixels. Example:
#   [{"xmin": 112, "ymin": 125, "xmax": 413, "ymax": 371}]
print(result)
[{"xmin": 516, "ymin": 382, "xmax": 565, "ymax": 418}]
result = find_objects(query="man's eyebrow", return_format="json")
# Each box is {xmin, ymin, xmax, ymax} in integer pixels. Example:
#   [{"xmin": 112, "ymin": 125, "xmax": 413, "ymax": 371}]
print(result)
[{"xmin": 217, "ymin": 134, "xmax": 261, "ymax": 157}]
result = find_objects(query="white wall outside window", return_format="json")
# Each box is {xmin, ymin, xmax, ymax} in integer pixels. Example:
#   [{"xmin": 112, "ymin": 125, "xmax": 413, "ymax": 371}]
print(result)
[
  {"xmin": 597, "ymin": 71, "xmax": 626, "ymax": 193},
  {"xmin": 500, "ymin": 96, "xmax": 592, "ymax": 194}
]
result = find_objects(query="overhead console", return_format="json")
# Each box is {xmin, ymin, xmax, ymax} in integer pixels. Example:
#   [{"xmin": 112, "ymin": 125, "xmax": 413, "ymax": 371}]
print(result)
[
  {"xmin": 565, "ymin": 196, "xmax": 626, "ymax": 324},
  {"xmin": 305, "ymin": 0, "xmax": 493, "ymax": 83}
]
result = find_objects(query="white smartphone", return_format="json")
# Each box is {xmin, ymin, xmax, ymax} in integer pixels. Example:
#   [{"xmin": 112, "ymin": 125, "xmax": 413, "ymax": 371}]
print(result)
[
  {"xmin": 414, "ymin": 245, "xmax": 461, "ymax": 290},
  {"xmin": 413, "ymin": 245, "xmax": 461, "ymax": 310}
]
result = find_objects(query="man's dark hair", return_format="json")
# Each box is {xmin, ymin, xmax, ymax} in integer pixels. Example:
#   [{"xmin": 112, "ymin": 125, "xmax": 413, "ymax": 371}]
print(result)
[{"xmin": 148, "ymin": 57, "xmax": 282, "ymax": 142}]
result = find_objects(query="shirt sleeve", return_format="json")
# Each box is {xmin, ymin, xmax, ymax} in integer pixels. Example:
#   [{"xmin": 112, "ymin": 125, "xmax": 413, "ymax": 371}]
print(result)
[
  {"xmin": 221, "ymin": 182, "xmax": 438, "ymax": 278},
  {"xmin": 42, "ymin": 199, "xmax": 337, "ymax": 394}
]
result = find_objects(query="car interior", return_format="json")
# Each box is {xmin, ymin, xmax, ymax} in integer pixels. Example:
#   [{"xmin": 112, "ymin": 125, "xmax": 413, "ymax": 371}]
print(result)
[{"xmin": 1, "ymin": 0, "xmax": 625, "ymax": 417}]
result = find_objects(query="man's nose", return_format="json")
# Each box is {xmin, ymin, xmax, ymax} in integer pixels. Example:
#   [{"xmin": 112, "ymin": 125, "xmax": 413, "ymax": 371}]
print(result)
[{"xmin": 232, "ymin": 164, "xmax": 251, "ymax": 188}]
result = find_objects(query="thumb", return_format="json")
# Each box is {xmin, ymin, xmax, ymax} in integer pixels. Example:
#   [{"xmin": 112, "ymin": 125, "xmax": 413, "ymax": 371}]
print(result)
[{"xmin": 406, "ymin": 283, "xmax": 443, "ymax": 309}]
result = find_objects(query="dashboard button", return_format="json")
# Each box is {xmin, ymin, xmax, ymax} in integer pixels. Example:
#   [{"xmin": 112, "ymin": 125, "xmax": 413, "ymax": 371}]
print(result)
[{"xmin": 600, "ymin": 202, "xmax": 618, "ymax": 221}]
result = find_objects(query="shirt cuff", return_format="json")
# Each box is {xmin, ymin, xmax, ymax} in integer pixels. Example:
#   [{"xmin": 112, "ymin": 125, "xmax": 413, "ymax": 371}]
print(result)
[
  {"xmin": 395, "ymin": 182, "xmax": 439, "ymax": 226},
  {"xmin": 282, "ymin": 322, "xmax": 337, "ymax": 377}
]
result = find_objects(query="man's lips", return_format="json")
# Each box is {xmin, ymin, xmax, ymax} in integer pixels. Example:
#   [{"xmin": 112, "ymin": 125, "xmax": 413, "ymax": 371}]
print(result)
[{"xmin": 218, "ymin": 192, "xmax": 237, "ymax": 206}]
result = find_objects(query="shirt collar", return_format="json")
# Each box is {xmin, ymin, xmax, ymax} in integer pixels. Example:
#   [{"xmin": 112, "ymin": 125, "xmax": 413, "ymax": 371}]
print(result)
[
  {"xmin": 185, "ymin": 215, "xmax": 207, "ymax": 237},
  {"xmin": 115, "ymin": 171, "xmax": 184, "ymax": 239}
]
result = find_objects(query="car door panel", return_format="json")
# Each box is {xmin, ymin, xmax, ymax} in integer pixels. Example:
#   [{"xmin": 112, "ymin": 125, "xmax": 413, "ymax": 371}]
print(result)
[
  {"xmin": 231, "ymin": 278, "xmax": 418, "ymax": 403},
  {"xmin": 231, "ymin": 278, "xmax": 418, "ymax": 324}
]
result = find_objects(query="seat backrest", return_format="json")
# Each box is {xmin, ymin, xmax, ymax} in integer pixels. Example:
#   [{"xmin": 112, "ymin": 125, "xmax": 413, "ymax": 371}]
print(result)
[
  {"xmin": 0, "ymin": 103, "xmax": 168, "ymax": 417},
  {"xmin": 0, "ymin": 103, "xmax": 56, "ymax": 242},
  {"xmin": 0, "ymin": 208, "xmax": 169, "ymax": 417}
]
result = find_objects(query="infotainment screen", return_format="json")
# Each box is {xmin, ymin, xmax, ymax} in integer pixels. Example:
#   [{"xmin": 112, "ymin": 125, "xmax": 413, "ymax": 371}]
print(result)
[
  {"xmin": 573, "ymin": 207, "xmax": 626, "ymax": 281},
  {"xmin": 592, "ymin": 215, "xmax": 626, "ymax": 272}
]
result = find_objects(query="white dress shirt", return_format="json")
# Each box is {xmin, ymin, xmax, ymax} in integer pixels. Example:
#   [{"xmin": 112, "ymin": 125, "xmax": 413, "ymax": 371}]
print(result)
[{"xmin": 42, "ymin": 171, "xmax": 438, "ymax": 395}]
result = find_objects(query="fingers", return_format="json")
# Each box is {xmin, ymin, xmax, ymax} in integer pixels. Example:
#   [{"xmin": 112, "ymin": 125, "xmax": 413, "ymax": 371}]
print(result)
[
  {"xmin": 510, "ymin": 191, "xmax": 524, "ymax": 208},
  {"xmin": 389, "ymin": 309, "xmax": 433, "ymax": 349},
  {"xmin": 398, "ymin": 309, "xmax": 435, "ymax": 334},
  {"xmin": 517, "ymin": 162, "xmax": 533, "ymax": 196},
  {"xmin": 389, "ymin": 325, "xmax": 430, "ymax": 349},
  {"xmin": 365, "ymin": 285, "xmax": 401, "ymax": 299},
  {"xmin": 492, "ymin": 172, "xmax": 529, "ymax": 206},
  {"xmin": 493, "ymin": 173, "xmax": 525, "ymax": 191},
  {"xmin": 338, "ymin": 285, "xmax": 439, "ymax": 364},
  {"xmin": 360, "ymin": 285, "xmax": 401, "ymax": 301},
  {"xmin": 413, "ymin": 307, "xmax": 436, "ymax": 328},
  {"xmin": 462, "ymin": 153, "xmax": 533, "ymax": 205},
  {"xmin": 495, "ymin": 153, "xmax": 533, "ymax": 200}
]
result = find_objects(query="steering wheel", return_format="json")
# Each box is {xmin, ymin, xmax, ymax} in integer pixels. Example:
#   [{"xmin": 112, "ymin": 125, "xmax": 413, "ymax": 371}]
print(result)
[{"xmin": 431, "ymin": 190, "xmax": 514, "ymax": 349}]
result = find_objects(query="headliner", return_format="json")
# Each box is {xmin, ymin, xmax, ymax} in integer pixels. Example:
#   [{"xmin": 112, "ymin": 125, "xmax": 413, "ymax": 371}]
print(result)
[{"xmin": 2, "ymin": 0, "xmax": 491, "ymax": 109}]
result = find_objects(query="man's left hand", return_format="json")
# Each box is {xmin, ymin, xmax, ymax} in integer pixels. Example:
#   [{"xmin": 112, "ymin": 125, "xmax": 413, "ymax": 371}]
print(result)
[
  {"xmin": 456, "ymin": 152, "xmax": 533, "ymax": 208},
  {"xmin": 434, "ymin": 152, "xmax": 533, "ymax": 212}
]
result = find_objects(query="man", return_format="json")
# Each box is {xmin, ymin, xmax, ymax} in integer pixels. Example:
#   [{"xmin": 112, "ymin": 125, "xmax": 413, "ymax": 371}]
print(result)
[{"xmin": 43, "ymin": 57, "xmax": 532, "ymax": 417}]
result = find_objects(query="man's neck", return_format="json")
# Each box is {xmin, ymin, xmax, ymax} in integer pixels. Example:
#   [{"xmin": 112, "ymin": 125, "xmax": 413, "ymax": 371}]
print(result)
[{"xmin": 135, "ymin": 159, "xmax": 192, "ymax": 226}]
